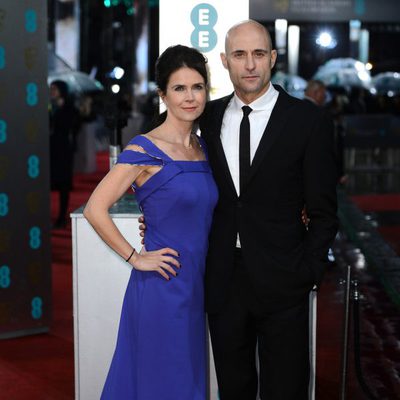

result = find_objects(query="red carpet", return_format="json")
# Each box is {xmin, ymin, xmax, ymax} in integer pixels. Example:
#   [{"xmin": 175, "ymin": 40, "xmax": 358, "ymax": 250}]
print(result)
[
  {"xmin": 0, "ymin": 153, "xmax": 398, "ymax": 398},
  {"xmin": 352, "ymin": 194, "xmax": 400, "ymax": 255},
  {"xmin": 0, "ymin": 152, "xmax": 108, "ymax": 400},
  {"xmin": 351, "ymin": 194, "xmax": 400, "ymax": 212}
]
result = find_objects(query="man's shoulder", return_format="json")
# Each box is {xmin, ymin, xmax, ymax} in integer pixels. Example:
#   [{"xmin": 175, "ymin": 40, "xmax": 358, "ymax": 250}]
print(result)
[
  {"xmin": 200, "ymin": 94, "xmax": 233, "ymax": 130},
  {"xmin": 205, "ymin": 93, "xmax": 233, "ymax": 111}
]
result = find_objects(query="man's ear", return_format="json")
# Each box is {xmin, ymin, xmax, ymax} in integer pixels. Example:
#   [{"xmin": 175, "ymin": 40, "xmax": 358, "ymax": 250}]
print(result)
[
  {"xmin": 270, "ymin": 49, "xmax": 277, "ymax": 69},
  {"xmin": 220, "ymin": 52, "xmax": 228, "ymax": 70}
]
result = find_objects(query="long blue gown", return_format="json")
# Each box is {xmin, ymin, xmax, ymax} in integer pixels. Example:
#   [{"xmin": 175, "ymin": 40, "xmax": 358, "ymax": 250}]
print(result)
[{"xmin": 101, "ymin": 135, "xmax": 218, "ymax": 400}]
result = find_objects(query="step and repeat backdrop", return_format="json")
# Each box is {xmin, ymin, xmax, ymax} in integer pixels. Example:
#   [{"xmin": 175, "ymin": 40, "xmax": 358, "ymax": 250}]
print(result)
[{"xmin": 0, "ymin": 1, "xmax": 51, "ymax": 338}]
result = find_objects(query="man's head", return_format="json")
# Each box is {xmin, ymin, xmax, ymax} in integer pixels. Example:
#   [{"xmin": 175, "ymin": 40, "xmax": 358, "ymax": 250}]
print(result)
[
  {"xmin": 221, "ymin": 20, "xmax": 277, "ymax": 104},
  {"xmin": 304, "ymin": 80, "xmax": 326, "ymax": 106}
]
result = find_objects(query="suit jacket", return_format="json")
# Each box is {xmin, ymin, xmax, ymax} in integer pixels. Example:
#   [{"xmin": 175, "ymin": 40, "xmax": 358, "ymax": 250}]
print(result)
[{"xmin": 199, "ymin": 85, "xmax": 339, "ymax": 314}]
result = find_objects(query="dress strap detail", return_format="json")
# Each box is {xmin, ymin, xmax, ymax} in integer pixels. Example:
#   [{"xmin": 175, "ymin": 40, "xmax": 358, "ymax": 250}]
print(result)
[
  {"xmin": 117, "ymin": 135, "xmax": 165, "ymax": 166},
  {"xmin": 117, "ymin": 150, "xmax": 163, "ymax": 166},
  {"xmin": 134, "ymin": 163, "xmax": 183, "ymax": 206}
]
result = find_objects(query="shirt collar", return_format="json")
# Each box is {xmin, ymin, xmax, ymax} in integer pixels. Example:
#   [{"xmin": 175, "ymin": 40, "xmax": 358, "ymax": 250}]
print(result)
[{"xmin": 232, "ymin": 82, "xmax": 278, "ymax": 112}]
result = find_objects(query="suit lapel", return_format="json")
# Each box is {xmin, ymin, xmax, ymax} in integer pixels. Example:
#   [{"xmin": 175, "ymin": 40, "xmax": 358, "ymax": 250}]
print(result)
[
  {"xmin": 247, "ymin": 87, "xmax": 294, "ymax": 186},
  {"xmin": 208, "ymin": 94, "xmax": 238, "ymax": 197}
]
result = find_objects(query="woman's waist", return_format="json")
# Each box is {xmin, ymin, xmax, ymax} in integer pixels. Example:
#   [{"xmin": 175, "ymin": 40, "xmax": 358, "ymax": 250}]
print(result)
[{"xmin": 144, "ymin": 233, "xmax": 209, "ymax": 254}]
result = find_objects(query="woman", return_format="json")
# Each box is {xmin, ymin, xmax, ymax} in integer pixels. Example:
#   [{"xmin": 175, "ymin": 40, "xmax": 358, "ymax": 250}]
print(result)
[
  {"xmin": 84, "ymin": 45, "xmax": 218, "ymax": 400},
  {"xmin": 49, "ymin": 80, "xmax": 80, "ymax": 228}
]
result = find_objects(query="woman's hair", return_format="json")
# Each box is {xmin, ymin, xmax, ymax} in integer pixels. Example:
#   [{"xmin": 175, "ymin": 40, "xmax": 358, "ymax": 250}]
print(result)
[
  {"xmin": 155, "ymin": 45, "xmax": 208, "ymax": 94},
  {"xmin": 50, "ymin": 80, "xmax": 69, "ymax": 100}
]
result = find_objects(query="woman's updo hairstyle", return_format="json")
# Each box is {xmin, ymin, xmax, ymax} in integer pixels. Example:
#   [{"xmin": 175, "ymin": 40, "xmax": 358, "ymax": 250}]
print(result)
[{"xmin": 155, "ymin": 45, "xmax": 208, "ymax": 94}]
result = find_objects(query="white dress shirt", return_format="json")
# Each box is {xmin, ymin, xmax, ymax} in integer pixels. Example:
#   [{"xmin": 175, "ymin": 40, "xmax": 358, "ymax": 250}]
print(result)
[
  {"xmin": 220, "ymin": 83, "xmax": 279, "ymax": 247},
  {"xmin": 220, "ymin": 83, "xmax": 279, "ymax": 196}
]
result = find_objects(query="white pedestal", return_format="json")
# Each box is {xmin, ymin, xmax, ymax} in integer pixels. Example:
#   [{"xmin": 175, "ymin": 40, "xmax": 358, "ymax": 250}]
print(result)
[
  {"xmin": 71, "ymin": 204, "xmax": 139, "ymax": 400},
  {"xmin": 71, "ymin": 197, "xmax": 316, "ymax": 400}
]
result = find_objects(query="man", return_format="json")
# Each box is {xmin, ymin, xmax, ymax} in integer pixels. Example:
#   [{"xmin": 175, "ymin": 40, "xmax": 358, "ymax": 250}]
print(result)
[
  {"xmin": 304, "ymin": 79, "xmax": 347, "ymax": 185},
  {"xmin": 199, "ymin": 20, "xmax": 338, "ymax": 399},
  {"xmin": 304, "ymin": 79, "xmax": 327, "ymax": 107}
]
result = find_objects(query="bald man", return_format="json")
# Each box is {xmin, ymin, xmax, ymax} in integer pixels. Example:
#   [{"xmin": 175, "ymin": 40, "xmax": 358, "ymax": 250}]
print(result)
[{"xmin": 200, "ymin": 20, "xmax": 338, "ymax": 399}]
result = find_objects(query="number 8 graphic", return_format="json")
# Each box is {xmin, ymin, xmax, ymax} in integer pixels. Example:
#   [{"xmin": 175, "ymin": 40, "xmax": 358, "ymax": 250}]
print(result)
[
  {"xmin": 26, "ymin": 83, "xmax": 38, "ymax": 106},
  {"xmin": 27, "ymin": 155, "xmax": 40, "ymax": 178},
  {"xmin": 0, "ymin": 46, "xmax": 5, "ymax": 69},
  {"xmin": 0, "ymin": 193, "xmax": 8, "ymax": 216},
  {"xmin": 0, "ymin": 119, "xmax": 6, "ymax": 143},
  {"xmin": 25, "ymin": 10, "xmax": 37, "ymax": 33},
  {"xmin": 29, "ymin": 226, "xmax": 41, "ymax": 249},
  {"xmin": 0, "ymin": 265, "xmax": 10, "ymax": 288},
  {"xmin": 31, "ymin": 296, "xmax": 43, "ymax": 319}
]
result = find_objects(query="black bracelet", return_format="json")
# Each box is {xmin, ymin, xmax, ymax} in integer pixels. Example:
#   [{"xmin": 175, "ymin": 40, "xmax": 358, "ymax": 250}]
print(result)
[{"xmin": 125, "ymin": 248, "xmax": 135, "ymax": 262}]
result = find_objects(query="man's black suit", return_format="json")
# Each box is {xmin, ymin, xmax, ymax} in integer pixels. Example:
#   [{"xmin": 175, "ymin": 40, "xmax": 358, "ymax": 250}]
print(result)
[{"xmin": 199, "ymin": 85, "xmax": 338, "ymax": 399}]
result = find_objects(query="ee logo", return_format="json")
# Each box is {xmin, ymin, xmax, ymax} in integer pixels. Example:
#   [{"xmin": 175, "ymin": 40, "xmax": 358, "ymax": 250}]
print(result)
[
  {"xmin": 0, "ymin": 119, "xmax": 6, "ymax": 143},
  {"xmin": 29, "ymin": 226, "xmax": 41, "ymax": 249},
  {"xmin": 0, "ymin": 265, "xmax": 10, "ymax": 288},
  {"xmin": 190, "ymin": 3, "xmax": 217, "ymax": 52},
  {"xmin": 355, "ymin": 0, "xmax": 365, "ymax": 15},
  {"xmin": 26, "ymin": 83, "xmax": 38, "ymax": 106},
  {"xmin": 25, "ymin": 10, "xmax": 37, "ymax": 33},
  {"xmin": 27, "ymin": 155, "xmax": 40, "ymax": 178},
  {"xmin": 0, "ymin": 193, "xmax": 8, "ymax": 216},
  {"xmin": 31, "ymin": 296, "xmax": 43, "ymax": 319},
  {"xmin": 0, "ymin": 46, "xmax": 4, "ymax": 69}
]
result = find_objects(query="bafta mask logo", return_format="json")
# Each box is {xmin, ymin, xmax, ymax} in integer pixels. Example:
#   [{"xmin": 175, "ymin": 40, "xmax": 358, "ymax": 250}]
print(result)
[
  {"xmin": 24, "ymin": 47, "xmax": 37, "ymax": 70},
  {"xmin": 0, "ymin": 9, "xmax": 6, "ymax": 32},
  {"xmin": 27, "ymin": 192, "xmax": 40, "ymax": 214},
  {"xmin": 0, "ymin": 83, "xmax": 6, "ymax": 105},
  {"xmin": 28, "ymin": 261, "xmax": 42, "ymax": 285},
  {"xmin": 0, "ymin": 302, "xmax": 10, "ymax": 324},
  {"xmin": 274, "ymin": 0, "xmax": 290, "ymax": 13},
  {"xmin": 0, "ymin": 230, "xmax": 10, "ymax": 252},
  {"xmin": 0, "ymin": 156, "xmax": 9, "ymax": 181},
  {"xmin": 26, "ymin": 119, "xmax": 39, "ymax": 143}
]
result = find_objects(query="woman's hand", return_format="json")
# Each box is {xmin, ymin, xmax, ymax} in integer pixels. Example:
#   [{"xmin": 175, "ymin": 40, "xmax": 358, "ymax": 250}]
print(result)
[
  {"xmin": 130, "ymin": 247, "xmax": 180, "ymax": 280},
  {"xmin": 302, "ymin": 208, "xmax": 310, "ymax": 226},
  {"xmin": 138, "ymin": 215, "xmax": 146, "ymax": 245}
]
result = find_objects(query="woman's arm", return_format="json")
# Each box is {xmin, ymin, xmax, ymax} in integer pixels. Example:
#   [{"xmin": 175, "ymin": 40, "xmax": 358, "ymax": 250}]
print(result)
[{"xmin": 83, "ymin": 163, "xmax": 180, "ymax": 280}]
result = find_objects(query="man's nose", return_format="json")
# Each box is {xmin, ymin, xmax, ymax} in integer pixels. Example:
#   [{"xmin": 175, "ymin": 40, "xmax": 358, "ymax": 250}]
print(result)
[{"xmin": 245, "ymin": 55, "xmax": 256, "ymax": 70}]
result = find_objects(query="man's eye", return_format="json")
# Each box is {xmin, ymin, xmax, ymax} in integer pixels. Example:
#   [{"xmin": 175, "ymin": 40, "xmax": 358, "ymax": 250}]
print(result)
[
  {"xmin": 233, "ymin": 53, "xmax": 245, "ymax": 59},
  {"xmin": 255, "ymin": 52, "xmax": 266, "ymax": 58}
]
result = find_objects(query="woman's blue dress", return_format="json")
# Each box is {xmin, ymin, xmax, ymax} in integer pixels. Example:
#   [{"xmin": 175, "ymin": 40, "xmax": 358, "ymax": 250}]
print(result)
[{"xmin": 101, "ymin": 135, "xmax": 218, "ymax": 400}]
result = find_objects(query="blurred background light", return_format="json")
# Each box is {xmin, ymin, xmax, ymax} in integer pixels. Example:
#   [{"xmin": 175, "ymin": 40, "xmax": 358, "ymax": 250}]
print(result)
[
  {"xmin": 111, "ymin": 84, "xmax": 120, "ymax": 93},
  {"xmin": 316, "ymin": 31, "xmax": 337, "ymax": 49}
]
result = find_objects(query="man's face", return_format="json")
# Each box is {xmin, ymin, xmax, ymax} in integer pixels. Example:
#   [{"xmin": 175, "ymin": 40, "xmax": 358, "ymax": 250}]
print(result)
[
  {"xmin": 221, "ymin": 23, "xmax": 277, "ymax": 104},
  {"xmin": 316, "ymin": 87, "xmax": 327, "ymax": 106}
]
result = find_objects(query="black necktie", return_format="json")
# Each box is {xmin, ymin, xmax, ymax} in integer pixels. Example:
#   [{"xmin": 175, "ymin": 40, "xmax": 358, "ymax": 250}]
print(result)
[{"xmin": 239, "ymin": 105, "xmax": 252, "ymax": 193}]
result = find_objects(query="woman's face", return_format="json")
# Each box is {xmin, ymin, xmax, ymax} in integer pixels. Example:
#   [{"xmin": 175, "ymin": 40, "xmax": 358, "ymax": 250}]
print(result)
[
  {"xmin": 161, "ymin": 67, "xmax": 207, "ymax": 123},
  {"xmin": 50, "ymin": 84, "xmax": 61, "ymax": 100}
]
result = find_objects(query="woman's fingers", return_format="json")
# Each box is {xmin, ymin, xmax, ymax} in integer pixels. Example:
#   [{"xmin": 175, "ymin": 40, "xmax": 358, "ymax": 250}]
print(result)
[
  {"xmin": 162, "ymin": 256, "xmax": 180, "ymax": 268},
  {"xmin": 132, "ymin": 248, "xmax": 180, "ymax": 279},
  {"xmin": 159, "ymin": 247, "xmax": 179, "ymax": 258},
  {"xmin": 159, "ymin": 262, "xmax": 177, "ymax": 276},
  {"xmin": 156, "ymin": 267, "xmax": 170, "ymax": 280}
]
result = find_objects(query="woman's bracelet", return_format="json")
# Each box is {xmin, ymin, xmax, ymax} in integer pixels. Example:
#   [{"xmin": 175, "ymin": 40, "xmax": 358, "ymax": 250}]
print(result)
[{"xmin": 125, "ymin": 248, "xmax": 136, "ymax": 262}]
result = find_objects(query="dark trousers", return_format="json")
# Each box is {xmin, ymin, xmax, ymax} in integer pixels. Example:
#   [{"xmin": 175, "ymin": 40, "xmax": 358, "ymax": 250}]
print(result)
[{"xmin": 208, "ymin": 249, "xmax": 310, "ymax": 400}]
